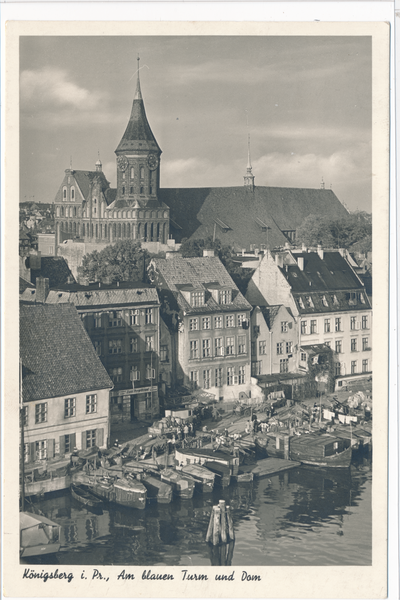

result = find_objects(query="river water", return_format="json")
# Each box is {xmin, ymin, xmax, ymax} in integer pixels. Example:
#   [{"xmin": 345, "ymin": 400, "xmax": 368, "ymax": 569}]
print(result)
[{"xmin": 22, "ymin": 460, "xmax": 371, "ymax": 567}]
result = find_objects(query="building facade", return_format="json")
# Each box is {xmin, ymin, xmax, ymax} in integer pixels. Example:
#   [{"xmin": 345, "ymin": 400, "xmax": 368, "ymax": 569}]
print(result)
[
  {"xmin": 150, "ymin": 254, "xmax": 261, "ymax": 402},
  {"xmin": 250, "ymin": 305, "xmax": 298, "ymax": 377},
  {"xmin": 20, "ymin": 303, "xmax": 113, "ymax": 465},
  {"xmin": 246, "ymin": 248, "xmax": 372, "ymax": 389},
  {"xmin": 53, "ymin": 59, "xmax": 170, "ymax": 250},
  {"xmin": 21, "ymin": 279, "xmax": 161, "ymax": 422}
]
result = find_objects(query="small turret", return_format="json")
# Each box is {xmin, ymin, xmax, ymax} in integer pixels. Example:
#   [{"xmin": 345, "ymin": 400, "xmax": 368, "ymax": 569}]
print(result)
[{"xmin": 95, "ymin": 153, "xmax": 102, "ymax": 172}]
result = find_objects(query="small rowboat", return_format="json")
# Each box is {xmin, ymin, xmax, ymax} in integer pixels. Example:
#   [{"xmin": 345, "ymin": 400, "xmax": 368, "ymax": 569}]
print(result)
[
  {"xmin": 141, "ymin": 474, "xmax": 173, "ymax": 504},
  {"xmin": 70, "ymin": 484, "xmax": 103, "ymax": 510},
  {"xmin": 160, "ymin": 468, "xmax": 195, "ymax": 499},
  {"xmin": 180, "ymin": 463, "xmax": 215, "ymax": 493}
]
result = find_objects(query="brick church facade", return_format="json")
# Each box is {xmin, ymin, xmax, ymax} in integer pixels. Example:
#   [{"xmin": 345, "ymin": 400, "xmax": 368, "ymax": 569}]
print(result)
[{"xmin": 54, "ymin": 58, "xmax": 170, "ymax": 249}]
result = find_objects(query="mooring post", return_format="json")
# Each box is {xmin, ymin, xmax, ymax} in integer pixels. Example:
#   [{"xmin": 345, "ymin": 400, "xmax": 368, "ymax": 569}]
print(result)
[
  {"xmin": 219, "ymin": 499, "xmax": 227, "ymax": 543},
  {"xmin": 226, "ymin": 505, "xmax": 235, "ymax": 541},
  {"xmin": 213, "ymin": 506, "xmax": 221, "ymax": 546},
  {"xmin": 205, "ymin": 507, "xmax": 214, "ymax": 543}
]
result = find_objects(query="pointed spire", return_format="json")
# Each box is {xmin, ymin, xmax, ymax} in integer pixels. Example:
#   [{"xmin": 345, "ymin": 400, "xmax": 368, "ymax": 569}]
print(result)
[
  {"xmin": 134, "ymin": 54, "xmax": 142, "ymax": 101},
  {"xmin": 247, "ymin": 133, "xmax": 252, "ymax": 170}
]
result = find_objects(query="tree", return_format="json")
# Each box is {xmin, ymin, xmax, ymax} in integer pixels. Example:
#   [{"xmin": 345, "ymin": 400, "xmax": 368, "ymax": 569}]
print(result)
[
  {"xmin": 78, "ymin": 240, "xmax": 150, "ymax": 284},
  {"xmin": 180, "ymin": 236, "xmax": 254, "ymax": 295},
  {"xmin": 295, "ymin": 212, "xmax": 372, "ymax": 250}
]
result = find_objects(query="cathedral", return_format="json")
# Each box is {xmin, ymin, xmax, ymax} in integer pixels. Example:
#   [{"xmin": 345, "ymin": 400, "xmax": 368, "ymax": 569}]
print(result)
[
  {"xmin": 54, "ymin": 58, "xmax": 170, "ymax": 250},
  {"xmin": 54, "ymin": 59, "xmax": 349, "ymax": 255}
]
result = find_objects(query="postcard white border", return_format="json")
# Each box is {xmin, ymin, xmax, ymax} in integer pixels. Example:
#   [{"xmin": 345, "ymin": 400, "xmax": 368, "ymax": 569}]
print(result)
[{"xmin": 2, "ymin": 15, "xmax": 391, "ymax": 600}]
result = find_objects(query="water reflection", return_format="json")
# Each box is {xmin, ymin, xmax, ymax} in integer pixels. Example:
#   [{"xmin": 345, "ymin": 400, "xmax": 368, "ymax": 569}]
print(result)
[{"xmin": 22, "ymin": 464, "xmax": 371, "ymax": 567}]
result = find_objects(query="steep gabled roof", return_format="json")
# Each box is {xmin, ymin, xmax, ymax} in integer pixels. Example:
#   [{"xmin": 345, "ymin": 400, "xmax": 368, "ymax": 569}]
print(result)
[
  {"xmin": 260, "ymin": 305, "xmax": 282, "ymax": 329},
  {"xmin": 283, "ymin": 252, "xmax": 363, "ymax": 292},
  {"xmin": 30, "ymin": 257, "xmax": 76, "ymax": 288},
  {"xmin": 159, "ymin": 186, "xmax": 348, "ymax": 249},
  {"xmin": 151, "ymin": 256, "xmax": 251, "ymax": 314},
  {"xmin": 21, "ymin": 284, "xmax": 159, "ymax": 308},
  {"xmin": 20, "ymin": 303, "xmax": 113, "ymax": 402}
]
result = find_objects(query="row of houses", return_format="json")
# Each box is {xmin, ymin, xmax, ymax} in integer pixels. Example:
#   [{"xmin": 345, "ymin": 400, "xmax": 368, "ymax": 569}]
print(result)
[{"xmin": 20, "ymin": 245, "xmax": 371, "ymax": 467}]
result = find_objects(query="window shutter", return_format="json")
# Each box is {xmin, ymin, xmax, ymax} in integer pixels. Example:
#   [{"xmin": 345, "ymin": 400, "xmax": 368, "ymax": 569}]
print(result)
[
  {"xmin": 81, "ymin": 431, "xmax": 86, "ymax": 450},
  {"xmin": 71, "ymin": 432, "xmax": 76, "ymax": 450},
  {"xmin": 96, "ymin": 428, "xmax": 104, "ymax": 448},
  {"xmin": 59, "ymin": 435, "xmax": 66, "ymax": 455},
  {"xmin": 47, "ymin": 438, "xmax": 55, "ymax": 459}
]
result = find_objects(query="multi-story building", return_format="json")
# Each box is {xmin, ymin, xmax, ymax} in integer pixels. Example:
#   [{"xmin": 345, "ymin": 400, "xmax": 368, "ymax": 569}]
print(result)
[
  {"xmin": 250, "ymin": 305, "xmax": 298, "ymax": 377},
  {"xmin": 53, "ymin": 58, "xmax": 170, "ymax": 250},
  {"xmin": 20, "ymin": 303, "xmax": 113, "ymax": 465},
  {"xmin": 150, "ymin": 253, "xmax": 260, "ymax": 402},
  {"xmin": 20, "ymin": 278, "xmax": 161, "ymax": 422},
  {"xmin": 246, "ymin": 247, "xmax": 372, "ymax": 389}
]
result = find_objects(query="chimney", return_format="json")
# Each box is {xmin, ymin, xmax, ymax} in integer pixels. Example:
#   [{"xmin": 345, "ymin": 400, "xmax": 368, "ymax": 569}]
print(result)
[
  {"xmin": 203, "ymin": 249, "xmax": 215, "ymax": 258},
  {"xmin": 284, "ymin": 242, "xmax": 290, "ymax": 249},
  {"xmin": 36, "ymin": 277, "xmax": 49, "ymax": 302},
  {"xmin": 297, "ymin": 257, "xmax": 304, "ymax": 271},
  {"xmin": 274, "ymin": 253, "xmax": 284, "ymax": 268},
  {"xmin": 301, "ymin": 243, "xmax": 307, "ymax": 252},
  {"xmin": 317, "ymin": 245, "xmax": 324, "ymax": 260}
]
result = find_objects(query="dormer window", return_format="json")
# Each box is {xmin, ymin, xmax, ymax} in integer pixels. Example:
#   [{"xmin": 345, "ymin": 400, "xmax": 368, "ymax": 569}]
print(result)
[
  {"xmin": 322, "ymin": 295, "xmax": 329, "ymax": 307},
  {"xmin": 298, "ymin": 297, "xmax": 305, "ymax": 309},
  {"xmin": 219, "ymin": 290, "xmax": 232, "ymax": 305},
  {"xmin": 360, "ymin": 293, "xmax": 366, "ymax": 304},
  {"xmin": 306, "ymin": 296, "xmax": 314, "ymax": 308},
  {"xmin": 331, "ymin": 294, "xmax": 339, "ymax": 305},
  {"xmin": 191, "ymin": 291, "xmax": 204, "ymax": 307}
]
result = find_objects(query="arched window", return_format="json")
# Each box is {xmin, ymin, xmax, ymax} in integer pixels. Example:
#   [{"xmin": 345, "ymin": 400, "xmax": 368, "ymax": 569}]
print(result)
[
  {"xmin": 140, "ymin": 167, "xmax": 144, "ymax": 179},
  {"xmin": 56, "ymin": 206, "xmax": 60, "ymax": 217},
  {"xmin": 94, "ymin": 207, "xmax": 96, "ymax": 214},
  {"xmin": 69, "ymin": 207, "xmax": 73, "ymax": 218},
  {"xmin": 122, "ymin": 186, "xmax": 125, "ymax": 195},
  {"xmin": 71, "ymin": 187, "xmax": 75, "ymax": 201},
  {"xmin": 150, "ymin": 223, "xmax": 154, "ymax": 241},
  {"xmin": 86, "ymin": 223, "xmax": 89, "ymax": 237},
  {"xmin": 77, "ymin": 223, "xmax": 80, "ymax": 237},
  {"xmin": 130, "ymin": 167, "xmax": 134, "ymax": 179},
  {"xmin": 91, "ymin": 223, "xmax": 94, "ymax": 238},
  {"xmin": 162, "ymin": 223, "xmax": 166, "ymax": 244},
  {"xmin": 122, "ymin": 223, "xmax": 126, "ymax": 238},
  {"xmin": 63, "ymin": 187, "xmax": 67, "ymax": 200},
  {"xmin": 60, "ymin": 206, "xmax": 64, "ymax": 217},
  {"xmin": 104, "ymin": 224, "xmax": 107, "ymax": 239},
  {"xmin": 73, "ymin": 222, "xmax": 76, "ymax": 234},
  {"xmin": 94, "ymin": 198, "xmax": 97, "ymax": 204},
  {"xmin": 144, "ymin": 223, "xmax": 148, "ymax": 242},
  {"xmin": 127, "ymin": 223, "xmax": 131, "ymax": 238},
  {"xmin": 73, "ymin": 207, "xmax": 76, "ymax": 217},
  {"xmin": 69, "ymin": 221, "xmax": 72, "ymax": 232},
  {"xmin": 113, "ymin": 223, "xmax": 116, "ymax": 239},
  {"xmin": 157, "ymin": 223, "xmax": 160, "ymax": 241},
  {"xmin": 138, "ymin": 223, "xmax": 141, "ymax": 240},
  {"xmin": 117, "ymin": 223, "xmax": 121, "ymax": 238},
  {"xmin": 95, "ymin": 224, "xmax": 98, "ymax": 238},
  {"xmin": 140, "ymin": 187, "xmax": 144, "ymax": 194},
  {"xmin": 130, "ymin": 186, "xmax": 133, "ymax": 194}
]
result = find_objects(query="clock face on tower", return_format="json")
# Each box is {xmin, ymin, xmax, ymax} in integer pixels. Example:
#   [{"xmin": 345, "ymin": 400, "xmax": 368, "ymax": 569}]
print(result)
[
  {"xmin": 117, "ymin": 156, "xmax": 128, "ymax": 172},
  {"xmin": 147, "ymin": 154, "xmax": 159, "ymax": 170}
]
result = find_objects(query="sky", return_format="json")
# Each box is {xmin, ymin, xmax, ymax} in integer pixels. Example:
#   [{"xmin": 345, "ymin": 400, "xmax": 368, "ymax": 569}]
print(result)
[{"xmin": 20, "ymin": 35, "xmax": 372, "ymax": 212}]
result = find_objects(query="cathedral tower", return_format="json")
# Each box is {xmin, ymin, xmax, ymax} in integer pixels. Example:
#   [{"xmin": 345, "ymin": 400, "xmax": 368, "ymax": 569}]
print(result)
[{"xmin": 115, "ymin": 57, "xmax": 162, "ymax": 206}]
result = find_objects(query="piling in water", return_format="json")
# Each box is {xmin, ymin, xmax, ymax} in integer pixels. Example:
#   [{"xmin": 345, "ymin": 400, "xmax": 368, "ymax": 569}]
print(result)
[{"xmin": 206, "ymin": 503, "xmax": 234, "ymax": 546}]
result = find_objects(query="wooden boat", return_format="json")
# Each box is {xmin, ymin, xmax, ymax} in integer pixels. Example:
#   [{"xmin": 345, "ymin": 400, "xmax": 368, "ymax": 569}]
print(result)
[
  {"xmin": 204, "ymin": 461, "xmax": 231, "ymax": 487},
  {"xmin": 251, "ymin": 457, "xmax": 301, "ymax": 478},
  {"xmin": 70, "ymin": 483, "xmax": 103, "ymax": 510},
  {"xmin": 160, "ymin": 468, "xmax": 195, "ymax": 499},
  {"xmin": 175, "ymin": 447, "xmax": 239, "ymax": 476},
  {"xmin": 20, "ymin": 512, "xmax": 61, "ymax": 558},
  {"xmin": 235, "ymin": 471, "xmax": 254, "ymax": 484},
  {"xmin": 140, "ymin": 474, "xmax": 173, "ymax": 504},
  {"xmin": 255, "ymin": 432, "xmax": 290, "ymax": 459},
  {"xmin": 179, "ymin": 463, "xmax": 215, "ymax": 493},
  {"xmin": 72, "ymin": 472, "xmax": 147, "ymax": 509},
  {"xmin": 289, "ymin": 434, "xmax": 352, "ymax": 468}
]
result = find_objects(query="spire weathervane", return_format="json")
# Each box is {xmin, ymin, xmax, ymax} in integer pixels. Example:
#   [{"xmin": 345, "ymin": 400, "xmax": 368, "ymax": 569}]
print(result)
[
  {"xmin": 134, "ymin": 53, "xmax": 143, "ymax": 100},
  {"xmin": 244, "ymin": 114, "xmax": 255, "ymax": 190}
]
